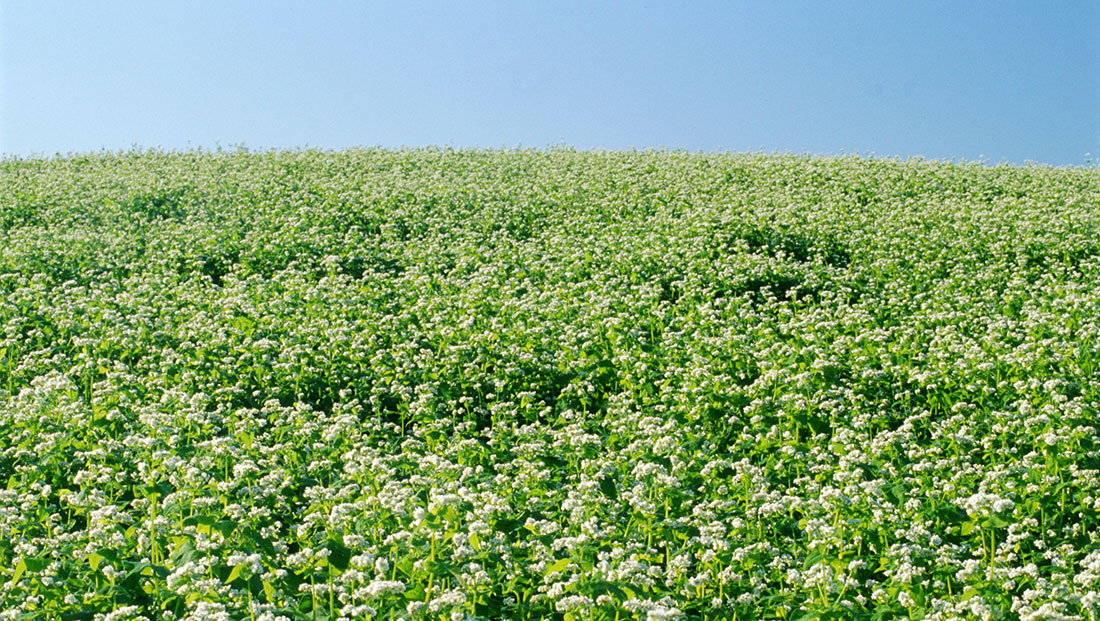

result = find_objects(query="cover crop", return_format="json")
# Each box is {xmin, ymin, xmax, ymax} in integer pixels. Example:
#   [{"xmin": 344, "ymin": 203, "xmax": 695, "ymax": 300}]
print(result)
[{"xmin": 0, "ymin": 148, "xmax": 1098, "ymax": 620}]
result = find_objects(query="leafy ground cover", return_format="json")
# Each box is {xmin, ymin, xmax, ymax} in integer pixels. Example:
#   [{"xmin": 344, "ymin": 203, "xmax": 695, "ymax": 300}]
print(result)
[{"xmin": 0, "ymin": 148, "xmax": 1099, "ymax": 620}]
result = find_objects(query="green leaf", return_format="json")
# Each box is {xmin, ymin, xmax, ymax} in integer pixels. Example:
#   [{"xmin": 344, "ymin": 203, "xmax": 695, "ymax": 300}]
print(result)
[
  {"xmin": 23, "ymin": 557, "xmax": 47, "ymax": 572},
  {"xmin": 545, "ymin": 558, "xmax": 570, "ymax": 576},
  {"xmin": 214, "ymin": 520, "xmax": 238, "ymax": 538},
  {"xmin": 171, "ymin": 541, "xmax": 200, "ymax": 566},
  {"xmin": 263, "ymin": 580, "xmax": 275, "ymax": 601},
  {"xmin": 327, "ymin": 539, "xmax": 351, "ymax": 571},
  {"xmin": 87, "ymin": 552, "xmax": 104, "ymax": 572},
  {"xmin": 960, "ymin": 521, "xmax": 976, "ymax": 536},
  {"xmin": 599, "ymin": 477, "xmax": 618, "ymax": 500},
  {"xmin": 11, "ymin": 559, "xmax": 26, "ymax": 584},
  {"xmin": 590, "ymin": 581, "xmax": 628, "ymax": 600},
  {"xmin": 184, "ymin": 515, "xmax": 217, "ymax": 535},
  {"xmin": 226, "ymin": 564, "xmax": 245, "ymax": 584}
]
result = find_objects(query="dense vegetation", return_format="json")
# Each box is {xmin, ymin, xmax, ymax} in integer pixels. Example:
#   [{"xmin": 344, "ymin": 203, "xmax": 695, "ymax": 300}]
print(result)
[{"xmin": 1, "ymin": 148, "xmax": 1099, "ymax": 620}]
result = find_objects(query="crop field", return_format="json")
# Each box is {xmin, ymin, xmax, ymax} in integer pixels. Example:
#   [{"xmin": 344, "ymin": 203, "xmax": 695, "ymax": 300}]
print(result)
[{"xmin": 1, "ymin": 149, "xmax": 1099, "ymax": 620}]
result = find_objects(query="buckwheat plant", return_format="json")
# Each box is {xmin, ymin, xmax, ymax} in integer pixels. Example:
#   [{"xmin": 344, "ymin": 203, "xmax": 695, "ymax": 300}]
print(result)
[{"xmin": 0, "ymin": 148, "xmax": 1098, "ymax": 619}]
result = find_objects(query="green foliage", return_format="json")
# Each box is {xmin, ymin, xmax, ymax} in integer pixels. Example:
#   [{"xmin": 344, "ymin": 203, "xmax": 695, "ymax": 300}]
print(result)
[{"xmin": 0, "ymin": 148, "xmax": 1098, "ymax": 619}]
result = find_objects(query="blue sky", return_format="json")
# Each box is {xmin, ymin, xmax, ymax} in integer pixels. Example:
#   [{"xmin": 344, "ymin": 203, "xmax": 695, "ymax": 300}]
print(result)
[{"xmin": 2, "ymin": 1, "xmax": 1097, "ymax": 165}]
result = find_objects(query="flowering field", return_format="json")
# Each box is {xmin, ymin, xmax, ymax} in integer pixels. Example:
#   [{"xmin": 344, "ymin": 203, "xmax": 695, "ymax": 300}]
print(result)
[{"xmin": 1, "ymin": 149, "xmax": 1099, "ymax": 620}]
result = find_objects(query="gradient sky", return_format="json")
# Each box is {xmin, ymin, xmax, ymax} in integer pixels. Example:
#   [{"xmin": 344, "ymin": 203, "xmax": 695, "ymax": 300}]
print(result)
[{"xmin": 2, "ymin": 1, "xmax": 1098, "ymax": 165}]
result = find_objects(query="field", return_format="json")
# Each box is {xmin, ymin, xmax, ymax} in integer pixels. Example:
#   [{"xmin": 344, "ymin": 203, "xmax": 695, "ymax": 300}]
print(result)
[{"xmin": 1, "ymin": 148, "xmax": 1099, "ymax": 620}]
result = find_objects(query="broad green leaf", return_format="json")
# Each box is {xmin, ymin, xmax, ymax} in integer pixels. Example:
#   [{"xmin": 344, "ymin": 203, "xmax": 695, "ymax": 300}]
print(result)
[
  {"xmin": 545, "ymin": 558, "xmax": 570, "ymax": 576},
  {"xmin": 23, "ymin": 557, "xmax": 47, "ymax": 572},
  {"xmin": 11, "ymin": 559, "xmax": 26, "ymax": 584},
  {"xmin": 599, "ymin": 477, "xmax": 618, "ymax": 500},
  {"xmin": 214, "ymin": 520, "xmax": 238, "ymax": 538},
  {"xmin": 327, "ymin": 539, "xmax": 351, "ymax": 571},
  {"xmin": 226, "ymin": 564, "xmax": 245, "ymax": 584}
]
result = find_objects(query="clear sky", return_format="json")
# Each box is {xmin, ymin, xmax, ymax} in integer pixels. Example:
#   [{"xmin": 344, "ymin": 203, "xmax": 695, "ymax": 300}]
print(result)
[{"xmin": 2, "ymin": 1, "xmax": 1098, "ymax": 165}]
